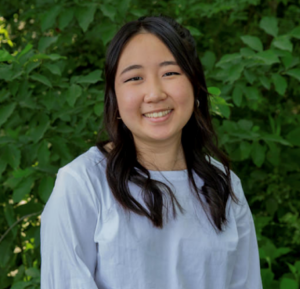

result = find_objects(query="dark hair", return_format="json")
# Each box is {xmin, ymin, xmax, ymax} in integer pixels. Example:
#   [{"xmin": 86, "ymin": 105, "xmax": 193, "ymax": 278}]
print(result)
[{"xmin": 96, "ymin": 14, "xmax": 239, "ymax": 232}]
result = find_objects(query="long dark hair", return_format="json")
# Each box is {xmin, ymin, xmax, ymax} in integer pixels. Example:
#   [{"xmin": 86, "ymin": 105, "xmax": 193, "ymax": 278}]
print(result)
[{"xmin": 96, "ymin": 14, "xmax": 239, "ymax": 232}]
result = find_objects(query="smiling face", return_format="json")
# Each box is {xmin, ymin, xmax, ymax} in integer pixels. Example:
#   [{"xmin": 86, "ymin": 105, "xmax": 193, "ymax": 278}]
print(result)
[{"xmin": 114, "ymin": 32, "xmax": 195, "ymax": 148}]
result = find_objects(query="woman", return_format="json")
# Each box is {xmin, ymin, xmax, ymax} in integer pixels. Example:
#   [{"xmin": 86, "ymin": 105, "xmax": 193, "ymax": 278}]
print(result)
[{"xmin": 40, "ymin": 15, "xmax": 263, "ymax": 289}]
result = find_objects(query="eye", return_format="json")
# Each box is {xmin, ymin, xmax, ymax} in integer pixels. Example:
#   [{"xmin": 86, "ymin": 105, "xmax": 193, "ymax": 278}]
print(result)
[
  {"xmin": 164, "ymin": 72, "xmax": 180, "ymax": 76},
  {"xmin": 125, "ymin": 76, "xmax": 142, "ymax": 83},
  {"xmin": 124, "ymin": 72, "xmax": 180, "ymax": 83}
]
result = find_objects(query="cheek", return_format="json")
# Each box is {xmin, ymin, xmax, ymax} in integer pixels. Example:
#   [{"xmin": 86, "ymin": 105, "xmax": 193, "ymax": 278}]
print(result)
[
  {"xmin": 172, "ymin": 81, "xmax": 194, "ymax": 107},
  {"xmin": 116, "ymin": 88, "xmax": 141, "ymax": 115}
]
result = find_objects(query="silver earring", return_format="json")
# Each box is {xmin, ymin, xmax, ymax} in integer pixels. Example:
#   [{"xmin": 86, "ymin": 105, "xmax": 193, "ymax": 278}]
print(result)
[{"xmin": 196, "ymin": 99, "xmax": 200, "ymax": 108}]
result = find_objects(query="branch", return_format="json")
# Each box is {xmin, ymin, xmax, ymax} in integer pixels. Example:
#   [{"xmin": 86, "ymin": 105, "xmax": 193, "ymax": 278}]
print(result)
[{"xmin": 0, "ymin": 210, "xmax": 43, "ymax": 245}]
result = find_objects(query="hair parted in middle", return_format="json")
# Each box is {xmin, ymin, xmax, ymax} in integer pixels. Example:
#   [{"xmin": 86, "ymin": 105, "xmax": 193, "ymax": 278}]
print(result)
[{"xmin": 96, "ymin": 14, "xmax": 239, "ymax": 232}]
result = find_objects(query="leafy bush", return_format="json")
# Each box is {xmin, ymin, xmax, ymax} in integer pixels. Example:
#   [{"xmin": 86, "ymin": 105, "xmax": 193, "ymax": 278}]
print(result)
[{"xmin": 0, "ymin": 0, "xmax": 299, "ymax": 288}]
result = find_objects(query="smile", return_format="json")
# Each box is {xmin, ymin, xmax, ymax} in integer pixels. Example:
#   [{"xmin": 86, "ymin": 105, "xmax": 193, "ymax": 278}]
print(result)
[{"xmin": 143, "ymin": 109, "xmax": 172, "ymax": 118}]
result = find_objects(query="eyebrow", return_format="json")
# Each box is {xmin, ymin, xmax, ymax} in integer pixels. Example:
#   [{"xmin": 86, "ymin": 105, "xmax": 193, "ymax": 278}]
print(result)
[{"xmin": 120, "ymin": 60, "xmax": 178, "ymax": 76}]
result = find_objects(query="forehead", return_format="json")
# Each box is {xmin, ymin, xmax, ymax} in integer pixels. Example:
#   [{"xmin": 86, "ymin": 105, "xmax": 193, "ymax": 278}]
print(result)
[{"xmin": 116, "ymin": 33, "xmax": 175, "ymax": 68}]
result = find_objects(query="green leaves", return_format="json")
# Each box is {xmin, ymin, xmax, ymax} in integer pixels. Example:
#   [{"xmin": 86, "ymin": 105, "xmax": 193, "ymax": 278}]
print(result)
[
  {"xmin": 244, "ymin": 86, "xmax": 260, "ymax": 100},
  {"xmin": 261, "ymin": 268, "xmax": 275, "ymax": 288},
  {"xmin": 285, "ymin": 68, "xmax": 300, "ymax": 81},
  {"xmin": 38, "ymin": 36, "xmax": 59, "ymax": 53},
  {"xmin": 117, "ymin": 0, "xmax": 131, "ymax": 15},
  {"xmin": 259, "ymin": 16, "xmax": 278, "ymax": 37},
  {"xmin": 216, "ymin": 53, "xmax": 241, "ymax": 67},
  {"xmin": 286, "ymin": 128, "xmax": 300, "ymax": 146},
  {"xmin": 12, "ymin": 176, "xmax": 35, "ymax": 203},
  {"xmin": 40, "ymin": 5, "xmax": 62, "ymax": 32},
  {"xmin": 29, "ymin": 114, "xmax": 50, "ymax": 143},
  {"xmin": 281, "ymin": 52, "xmax": 293, "ymax": 69},
  {"xmin": 185, "ymin": 26, "xmax": 202, "ymax": 38},
  {"xmin": 201, "ymin": 51, "xmax": 216, "ymax": 70},
  {"xmin": 29, "ymin": 53, "xmax": 67, "ymax": 61},
  {"xmin": 0, "ymin": 89, "xmax": 10, "ymax": 104},
  {"xmin": 93, "ymin": 102, "xmax": 104, "ymax": 116},
  {"xmin": 50, "ymin": 136, "xmax": 73, "ymax": 163},
  {"xmin": 280, "ymin": 278, "xmax": 298, "ymax": 289},
  {"xmin": 0, "ymin": 240, "xmax": 12, "ymax": 268},
  {"xmin": 0, "ymin": 102, "xmax": 16, "ymax": 127},
  {"xmin": 208, "ymin": 87, "xmax": 221, "ymax": 96},
  {"xmin": 4, "ymin": 205, "xmax": 18, "ymax": 238},
  {"xmin": 260, "ymin": 241, "xmax": 291, "ymax": 265},
  {"xmin": 255, "ymin": 50, "xmax": 280, "ymax": 65},
  {"xmin": 0, "ymin": 50, "xmax": 15, "ymax": 62},
  {"xmin": 226, "ymin": 63, "xmax": 244, "ymax": 83},
  {"xmin": 272, "ymin": 36, "xmax": 293, "ymax": 52},
  {"xmin": 289, "ymin": 26, "xmax": 300, "ymax": 39},
  {"xmin": 17, "ymin": 44, "xmax": 33, "ymax": 60},
  {"xmin": 76, "ymin": 70, "xmax": 103, "ymax": 84},
  {"xmin": 232, "ymin": 86, "xmax": 243, "ymax": 107},
  {"xmin": 75, "ymin": 5, "xmax": 97, "ymax": 32},
  {"xmin": 37, "ymin": 140, "xmax": 51, "ymax": 165},
  {"xmin": 238, "ymin": 119, "xmax": 253, "ymax": 131},
  {"xmin": 259, "ymin": 75, "xmax": 271, "ymax": 90},
  {"xmin": 1, "ymin": 145, "xmax": 21, "ymax": 169},
  {"xmin": 25, "ymin": 267, "xmax": 40, "ymax": 278},
  {"xmin": 96, "ymin": 21, "xmax": 118, "ymax": 46},
  {"xmin": 240, "ymin": 141, "xmax": 252, "ymax": 160},
  {"xmin": 209, "ymin": 87, "xmax": 232, "ymax": 118},
  {"xmin": 241, "ymin": 35, "xmax": 263, "ymax": 52},
  {"xmin": 43, "ymin": 63, "xmax": 61, "ymax": 76},
  {"xmin": 251, "ymin": 141, "xmax": 266, "ymax": 167},
  {"xmin": 59, "ymin": 8, "xmax": 74, "ymax": 30},
  {"xmin": 100, "ymin": 4, "xmax": 116, "ymax": 21},
  {"xmin": 30, "ymin": 73, "xmax": 52, "ymax": 88},
  {"xmin": 271, "ymin": 74, "xmax": 287, "ymax": 95},
  {"xmin": 262, "ymin": 134, "xmax": 291, "ymax": 146},
  {"xmin": 67, "ymin": 84, "xmax": 82, "ymax": 107},
  {"xmin": 38, "ymin": 176, "xmax": 55, "ymax": 203},
  {"xmin": 0, "ymin": 65, "xmax": 13, "ymax": 80}
]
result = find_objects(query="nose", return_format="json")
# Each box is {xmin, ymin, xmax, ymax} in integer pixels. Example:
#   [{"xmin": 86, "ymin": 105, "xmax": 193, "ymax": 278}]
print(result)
[{"xmin": 143, "ymin": 77, "xmax": 167, "ymax": 103}]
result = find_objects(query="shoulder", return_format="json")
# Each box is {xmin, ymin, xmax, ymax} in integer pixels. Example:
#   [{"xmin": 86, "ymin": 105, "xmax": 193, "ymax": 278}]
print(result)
[
  {"xmin": 205, "ymin": 155, "xmax": 246, "ymax": 210},
  {"xmin": 58, "ymin": 146, "xmax": 107, "ymax": 178},
  {"xmin": 52, "ymin": 146, "xmax": 108, "ymax": 193},
  {"xmin": 52, "ymin": 146, "xmax": 108, "ymax": 201},
  {"xmin": 205, "ymin": 155, "xmax": 240, "ymax": 185},
  {"xmin": 45, "ymin": 147, "xmax": 107, "ymax": 213}
]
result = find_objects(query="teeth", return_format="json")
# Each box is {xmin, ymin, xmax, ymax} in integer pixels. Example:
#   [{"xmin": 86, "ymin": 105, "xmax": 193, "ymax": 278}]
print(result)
[{"xmin": 144, "ymin": 109, "xmax": 172, "ymax": 118}]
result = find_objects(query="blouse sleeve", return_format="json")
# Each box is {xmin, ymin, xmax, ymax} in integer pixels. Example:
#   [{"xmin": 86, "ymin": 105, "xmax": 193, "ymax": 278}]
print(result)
[
  {"xmin": 40, "ymin": 167, "xmax": 100, "ymax": 289},
  {"xmin": 229, "ymin": 173, "xmax": 263, "ymax": 289}
]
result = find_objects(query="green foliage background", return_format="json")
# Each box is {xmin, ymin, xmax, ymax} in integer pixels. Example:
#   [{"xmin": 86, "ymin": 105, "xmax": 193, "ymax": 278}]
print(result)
[{"xmin": 0, "ymin": 0, "xmax": 300, "ymax": 288}]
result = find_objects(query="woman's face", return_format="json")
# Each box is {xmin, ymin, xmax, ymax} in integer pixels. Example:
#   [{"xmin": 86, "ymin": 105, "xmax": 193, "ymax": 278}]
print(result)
[{"xmin": 114, "ymin": 32, "xmax": 194, "ymax": 147}]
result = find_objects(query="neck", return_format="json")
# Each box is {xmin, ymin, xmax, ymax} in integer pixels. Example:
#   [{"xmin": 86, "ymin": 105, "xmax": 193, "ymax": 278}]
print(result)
[{"xmin": 134, "ymin": 137, "xmax": 186, "ymax": 171}]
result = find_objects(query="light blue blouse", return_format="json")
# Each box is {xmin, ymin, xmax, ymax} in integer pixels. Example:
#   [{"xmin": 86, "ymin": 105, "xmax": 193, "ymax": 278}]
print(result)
[{"xmin": 40, "ymin": 146, "xmax": 263, "ymax": 289}]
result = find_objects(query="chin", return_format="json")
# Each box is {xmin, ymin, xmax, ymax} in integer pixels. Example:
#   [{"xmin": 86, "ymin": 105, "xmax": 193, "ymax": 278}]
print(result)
[{"xmin": 146, "ymin": 133, "xmax": 178, "ymax": 142}]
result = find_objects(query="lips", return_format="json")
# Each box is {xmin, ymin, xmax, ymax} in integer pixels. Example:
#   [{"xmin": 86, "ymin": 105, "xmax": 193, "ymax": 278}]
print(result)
[{"xmin": 144, "ymin": 109, "xmax": 172, "ymax": 118}]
